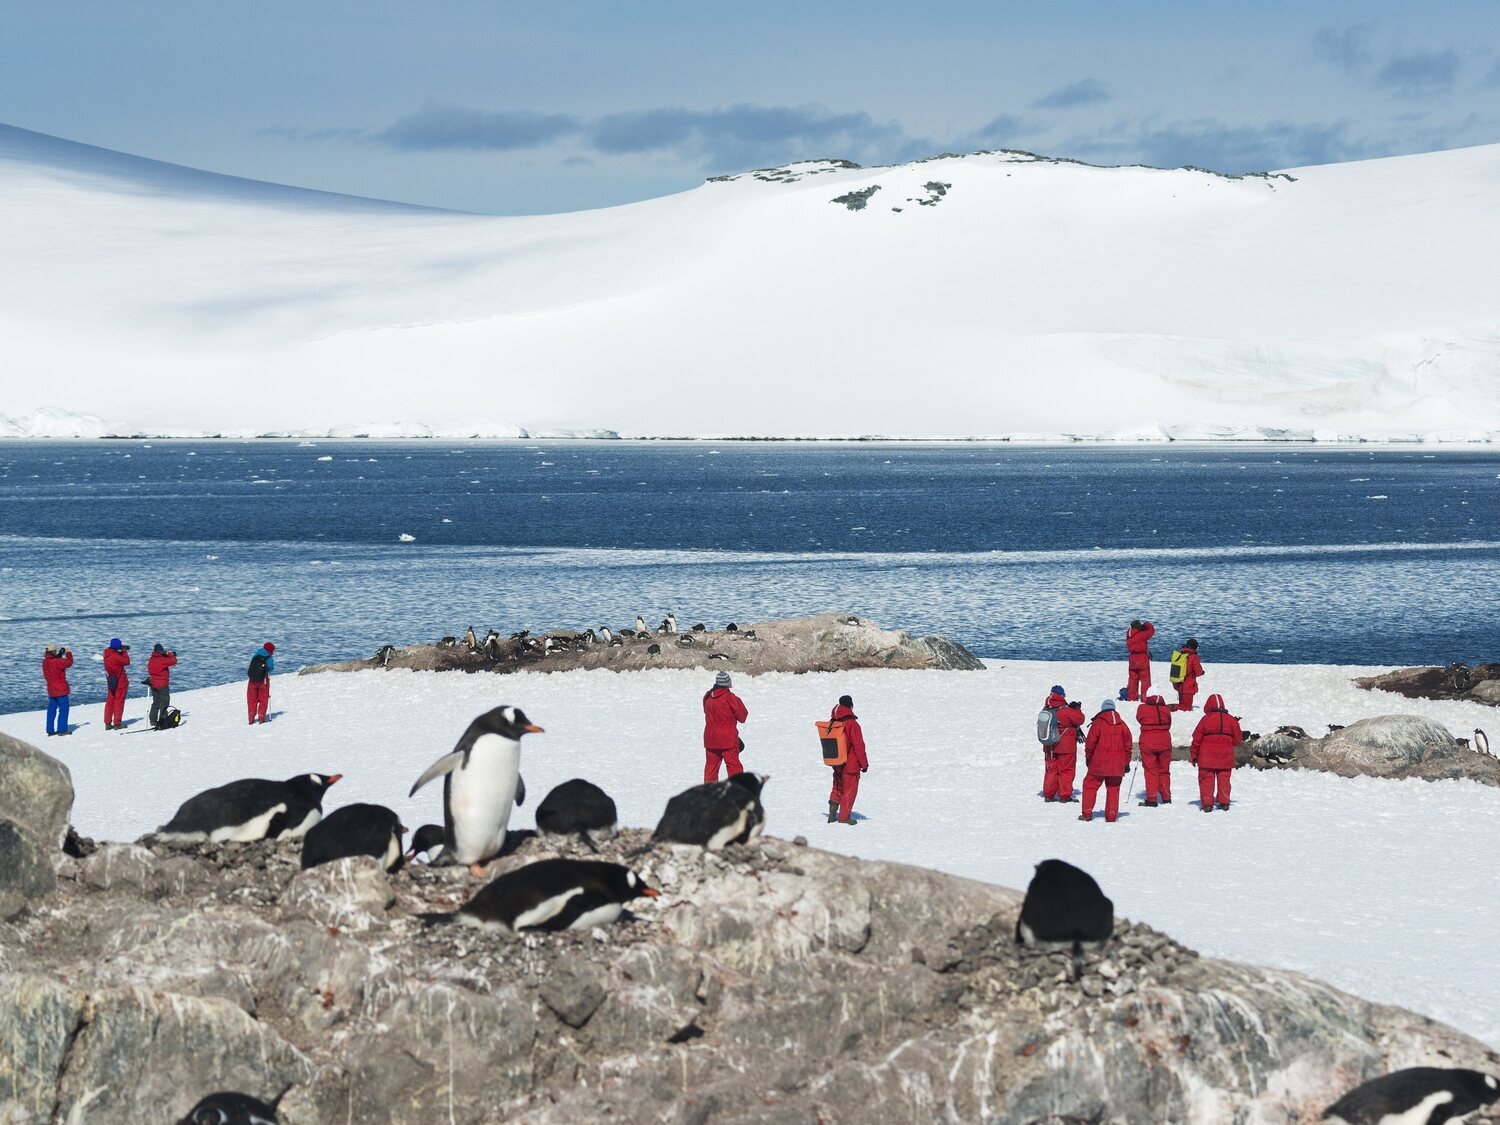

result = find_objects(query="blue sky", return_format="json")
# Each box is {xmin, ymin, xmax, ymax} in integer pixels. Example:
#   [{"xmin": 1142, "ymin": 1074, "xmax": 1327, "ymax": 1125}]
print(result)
[{"xmin": 3, "ymin": 1, "xmax": 1497, "ymax": 214}]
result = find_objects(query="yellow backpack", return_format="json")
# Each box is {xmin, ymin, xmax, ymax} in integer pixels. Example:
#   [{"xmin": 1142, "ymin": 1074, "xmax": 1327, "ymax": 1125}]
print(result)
[{"xmin": 1169, "ymin": 649, "xmax": 1189, "ymax": 684}]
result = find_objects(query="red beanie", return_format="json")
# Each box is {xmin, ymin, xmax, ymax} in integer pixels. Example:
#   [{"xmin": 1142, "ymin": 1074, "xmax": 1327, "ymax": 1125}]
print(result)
[{"xmin": 263, "ymin": 642, "xmax": 276, "ymax": 654}]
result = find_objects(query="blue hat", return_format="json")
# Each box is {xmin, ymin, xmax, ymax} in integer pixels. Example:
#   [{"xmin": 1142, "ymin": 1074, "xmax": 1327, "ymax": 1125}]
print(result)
[
  {"xmin": 1100, "ymin": 699, "xmax": 1116, "ymax": 711},
  {"xmin": 1050, "ymin": 684, "xmax": 1065, "ymax": 696},
  {"xmin": 109, "ymin": 638, "xmax": 121, "ymax": 649}
]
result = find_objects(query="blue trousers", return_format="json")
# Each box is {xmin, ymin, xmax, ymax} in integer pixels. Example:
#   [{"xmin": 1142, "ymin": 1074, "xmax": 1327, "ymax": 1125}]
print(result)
[{"xmin": 46, "ymin": 694, "xmax": 70, "ymax": 734}]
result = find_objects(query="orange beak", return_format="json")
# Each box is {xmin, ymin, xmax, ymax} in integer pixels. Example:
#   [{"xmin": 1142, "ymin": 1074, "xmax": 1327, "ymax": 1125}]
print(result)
[
  {"xmin": 524, "ymin": 724, "xmax": 545, "ymax": 734},
  {"xmin": 643, "ymin": 887, "xmax": 660, "ymax": 898},
  {"xmin": 327, "ymin": 774, "xmax": 343, "ymax": 784}
]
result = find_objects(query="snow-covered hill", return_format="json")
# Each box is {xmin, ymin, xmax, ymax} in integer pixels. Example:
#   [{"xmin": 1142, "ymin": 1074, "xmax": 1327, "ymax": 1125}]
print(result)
[{"xmin": 4, "ymin": 122, "xmax": 1499, "ymax": 439}]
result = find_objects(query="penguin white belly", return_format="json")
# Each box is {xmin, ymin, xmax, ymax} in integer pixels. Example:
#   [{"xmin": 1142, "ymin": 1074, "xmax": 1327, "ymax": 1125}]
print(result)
[
  {"xmin": 208, "ymin": 802, "xmax": 288, "ymax": 843},
  {"xmin": 568, "ymin": 901, "xmax": 625, "ymax": 930},
  {"xmin": 281, "ymin": 807, "xmax": 322, "ymax": 839},
  {"xmin": 448, "ymin": 736, "xmax": 521, "ymax": 864}
]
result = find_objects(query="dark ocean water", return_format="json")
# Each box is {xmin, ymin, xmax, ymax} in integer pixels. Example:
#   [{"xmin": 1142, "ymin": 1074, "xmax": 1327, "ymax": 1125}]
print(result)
[{"xmin": 1, "ymin": 440, "xmax": 1496, "ymax": 715}]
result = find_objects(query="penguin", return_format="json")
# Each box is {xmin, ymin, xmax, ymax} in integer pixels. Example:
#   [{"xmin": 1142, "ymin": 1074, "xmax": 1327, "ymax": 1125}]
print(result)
[
  {"xmin": 579, "ymin": 629, "xmax": 595, "ymax": 646},
  {"xmin": 741, "ymin": 629, "xmax": 757, "ymax": 640},
  {"xmin": 647, "ymin": 643, "xmax": 661, "ymax": 655},
  {"xmin": 1015, "ymin": 858, "xmax": 1113, "ymax": 981},
  {"xmin": 691, "ymin": 623, "xmax": 706, "ymax": 633},
  {"xmin": 608, "ymin": 636, "xmax": 624, "ymax": 648},
  {"xmin": 1322, "ymin": 1067, "xmax": 1500, "ymax": 1124},
  {"xmin": 665, "ymin": 613, "xmax": 678, "ymax": 633},
  {"xmin": 1328, "ymin": 723, "xmax": 1346, "ymax": 732},
  {"xmin": 374, "ymin": 643, "xmax": 396, "ymax": 668},
  {"xmin": 300, "ymin": 803, "xmax": 406, "ymax": 872},
  {"xmin": 405, "ymin": 823, "xmax": 446, "ymax": 864},
  {"xmin": 463, "ymin": 625, "xmax": 478, "ymax": 650},
  {"xmin": 420, "ymin": 858, "xmax": 657, "ymax": 932},
  {"xmin": 708, "ymin": 652, "xmax": 730, "ymax": 662},
  {"xmin": 156, "ymin": 773, "xmax": 341, "ymax": 843},
  {"xmin": 511, "ymin": 629, "xmax": 530, "ymax": 641},
  {"xmin": 176, "ymin": 1090, "xmax": 285, "ymax": 1124},
  {"xmin": 652, "ymin": 773, "xmax": 768, "ymax": 851},
  {"xmin": 599, "ymin": 626, "xmax": 613, "ymax": 644},
  {"xmin": 536, "ymin": 778, "xmax": 618, "ymax": 848},
  {"xmin": 439, "ymin": 635, "xmax": 457, "ymax": 646},
  {"xmin": 409, "ymin": 706, "xmax": 542, "ymax": 876},
  {"xmin": 1276, "ymin": 724, "xmax": 1308, "ymax": 739},
  {"xmin": 1476, "ymin": 729, "xmax": 1491, "ymax": 757},
  {"xmin": 676, "ymin": 634, "xmax": 694, "ymax": 647},
  {"xmin": 725, "ymin": 622, "xmax": 738, "ymax": 633},
  {"xmin": 635, "ymin": 615, "xmax": 648, "ymax": 633}
]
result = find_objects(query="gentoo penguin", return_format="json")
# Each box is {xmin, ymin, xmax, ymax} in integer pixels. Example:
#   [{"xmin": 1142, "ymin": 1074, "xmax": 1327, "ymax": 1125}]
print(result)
[
  {"xmin": 647, "ymin": 643, "xmax": 661, "ymax": 655},
  {"xmin": 665, "ymin": 613, "xmax": 678, "ymax": 633},
  {"xmin": 599, "ymin": 626, "xmax": 613, "ymax": 644},
  {"xmin": 1322, "ymin": 1067, "xmax": 1500, "ymax": 1124},
  {"xmin": 409, "ymin": 706, "xmax": 542, "ymax": 876},
  {"xmin": 691, "ymin": 623, "xmax": 706, "ymax": 632},
  {"xmin": 1476, "ymin": 729, "xmax": 1491, "ymax": 757},
  {"xmin": 725, "ymin": 622, "xmax": 738, "ymax": 633},
  {"xmin": 536, "ymin": 778, "xmax": 618, "ymax": 848},
  {"xmin": 635, "ymin": 615, "xmax": 648, "ymax": 633},
  {"xmin": 420, "ymin": 858, "xmax": 657, "ymax": 932},
  {"xmin": 300, "ymin": 803, "xmax": 406, "ymax": 872},
  {"xmin": 176, "ymin": 1090, "xmax": 285, "ymax": 1124},
  {"xmin": 156, "ymin": 774, "xmax": 341, "ymax": 842},
  {"xmin": 405, "ymin": 823, "xmax": 446, "ymax": 864},
  {"xmin": 463, "ymin": 625, "xmax": 478, "ymax": 650},
  {"xmin": 708, "ymin": 652, "xmax": 730, "ymax": 662},
  {"xmin": 1015, "ymin": 859, "xmax": 1113, "ymax": 981},
  {"xmin": 653, "ymin": 773, "xmax": 768, "ymax": 851},
  {"xmin": 676, "ymin": 634, "xmax": 694, "ymax": 647},
  {"xmin": 608, "ymin": 635, "xmax": 624, "ymax": 647}
]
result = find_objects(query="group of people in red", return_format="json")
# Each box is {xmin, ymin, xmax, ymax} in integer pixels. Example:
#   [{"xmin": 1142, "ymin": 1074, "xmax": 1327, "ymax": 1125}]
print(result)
[{"xmin": 1038, "ymin": 620, "xmax": 1242, "ymax": 822}]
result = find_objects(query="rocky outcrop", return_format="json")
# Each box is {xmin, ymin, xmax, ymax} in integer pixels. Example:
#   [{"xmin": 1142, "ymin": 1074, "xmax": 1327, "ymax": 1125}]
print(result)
[
  {"xmin": 2, "ymin": 823, "xmax": 1497, "ymax": 1123},
  {"xmin": 300, "ymin": 613, "xmax": 986, "ymax": 677},
  {"xmin": 0, "ymin": 730, "xmax": 74, "ymax": 919},
  {"xmin": 1238, "ymin": 715, "xmax": 1500, "ymax": 785},
  {"xmin": 1355, "ymin": 662, "xmax": 1500, "ymax": 705}
]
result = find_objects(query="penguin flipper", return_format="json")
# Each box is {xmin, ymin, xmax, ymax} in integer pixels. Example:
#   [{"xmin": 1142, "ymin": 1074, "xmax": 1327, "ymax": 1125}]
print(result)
[
  {"xmin": 516, "ymin": 774, "xmax": 525, "ymax": 807},
  {"xmin": 416, "ymin": 911, "xmax": 456, "ymax": 926},
  {"xmin": 409, "ymin": 751, "xmax": 466, "ymax": 797}
]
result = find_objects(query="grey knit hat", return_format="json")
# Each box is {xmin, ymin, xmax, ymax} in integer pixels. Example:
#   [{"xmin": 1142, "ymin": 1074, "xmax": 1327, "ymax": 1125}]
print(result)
[
  {"xmin": 1100, "ymin": 698, "xmax": 1116, "ymax": 711},
  {"xmin": 714, "ymin": 671, "xmax": 731, "ymax": 688}
]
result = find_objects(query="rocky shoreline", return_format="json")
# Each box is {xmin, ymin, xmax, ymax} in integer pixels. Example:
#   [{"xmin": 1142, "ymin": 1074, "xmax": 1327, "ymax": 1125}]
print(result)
[{"xmin": 1355, "ymin": 662, "xmax": 1500, "ymax": 707}]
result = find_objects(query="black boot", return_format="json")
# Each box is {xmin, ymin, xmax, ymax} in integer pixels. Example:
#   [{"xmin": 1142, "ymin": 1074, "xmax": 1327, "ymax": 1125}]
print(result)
[{"xmin": 827, "ymin": 801, "xmax": 839, "ymax": 824}]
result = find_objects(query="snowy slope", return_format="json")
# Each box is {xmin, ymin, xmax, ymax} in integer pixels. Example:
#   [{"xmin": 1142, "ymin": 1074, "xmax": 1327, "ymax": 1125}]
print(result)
[
  {"xmin": 4, "ymin": 661, "xmax": 1497, "ymax": 1050},
  {"xmin": 3, "ymin": 122, "xmax": 1500, "ymax": 439}
]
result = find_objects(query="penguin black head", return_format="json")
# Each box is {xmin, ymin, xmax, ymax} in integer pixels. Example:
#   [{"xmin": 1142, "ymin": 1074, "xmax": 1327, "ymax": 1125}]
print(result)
[
  {"xmin": 178, "ymin": 1089, "xmax": 283, "ymax": 1124},
  {"xmin": 472, "ymin": 705, "xmax": 545, "ymax": 741},
  {"xmin": 612, "ymin": 865, "xmax": 660, "ymax": 903},
  {"xmin": 407, "ymin": 823, "xmax": 446, "ymax": 860},
  {"xmin": 288, "ymin": 773, "xmax": 341, "ymax": 801},
  {"xmin": 727, "ymin": 772, "xmax": 769, "ymax": 798}
]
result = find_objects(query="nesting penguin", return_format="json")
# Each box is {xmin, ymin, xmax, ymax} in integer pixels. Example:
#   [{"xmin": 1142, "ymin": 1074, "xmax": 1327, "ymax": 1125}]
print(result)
[
  {"xmin": 420, "ymin": 858, "xmax": 657, "ymax": 932},
  {"xmin": 156, "ymin": 773, "xmax": 341, "ymax": 842},
  {"xmin": 409, "ymin": 705, "xmax": 542, "ymax": 876},
  {"xmin": 653, "ymin": 773, "xmax": 768, "ymax": 851},
  {"xmin": 1015, "ymin": 858, "xmax": 1114, "ymax": 981},
  {"xmin": 300, "ymin": 803, "xmax": 406, "ymax": 872},
  {"xmin": 176, "ymin": 1090, "xmax": 284, "ymax": 1124},
  {"xmin": 1322, "ymin": 1067, "xmax": 1500, "ymax": 1124},
  {"xmin": 536, "ymin": 778, "xmax": 618, "ymax": 850},
  {"xmin": 405, "ymin": 823, "xmax": 446, "ymax": 864},
  {"xmin": 647, "ymin": 643, "xmax": 661, "ymax": 655}
]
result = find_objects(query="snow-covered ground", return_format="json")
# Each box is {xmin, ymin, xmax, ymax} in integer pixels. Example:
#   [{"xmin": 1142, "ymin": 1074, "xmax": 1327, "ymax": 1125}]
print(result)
[
  {"xmin": 4, "ymin": 122, "xmax": 1500, "ymax": 439},
  {"xmin": 4, "ymin": 661, "xmax": 1496, "ymax": 1048}
]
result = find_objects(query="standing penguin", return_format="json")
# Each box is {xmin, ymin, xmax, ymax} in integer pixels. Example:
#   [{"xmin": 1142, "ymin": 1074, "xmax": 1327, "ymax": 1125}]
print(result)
[
  {"xmin": 463, "ymin": 625, "xmax": 478, "ymax": 651},
  {"xmin": 1015, "ymin": 858, "xmax": 1114, "ymax": 981},
  {"xmin": 536, "ymin": 778, "xmax": 618, "ymax": 849},
  {"xmin": 300, "ymin": 803, "xmax": 406, "ymax": 872},
  {"xmin": 635, "ymin": 615, "xmax": 648, "ymax": 634},
  {"xmin": 409, "ymin": 706, "xmax": 542, "ymax": 876},
  {"xmin": 156, "ymin": 774, "xmax": 341, "ymax": 843},
  {"xmin": 653, "ymin": 773, "xmax": 768, "ymax": 851},
  {"xmin": 1322, "ymin": 1067, "xmax": 1499, "ymax": 1124},
  {"xmin": 420, "ymin": 858, "xmax": 657, "ymax": 932}
]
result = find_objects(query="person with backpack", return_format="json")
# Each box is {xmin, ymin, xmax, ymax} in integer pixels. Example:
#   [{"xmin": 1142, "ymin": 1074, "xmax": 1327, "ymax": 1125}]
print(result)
[
  {"xmin": 1125, "ymin": 620, "xmax": 1155, "ymax": 701},
  {"xmin": 102, "ymin": 638, "xmax": 130, "ymax": 730},
  {"xmin": 1038, "ymin": 685, "xmax": 1086, "ymax": 802},
  {"xmin": 246, "ymin": 642, "xmax": 275, "ymax": 724},
  {"xmin": 1170, "ymin": 638, "xmax": 1204, "ymax": 712},
  {"xmin": 42, "ymin": 644, "xmax": 74, "ymax": 736},
  {"xmin": 1136, "ymin": 693, "xmax": 1174, "ymax": 805},
  {"xmin": 1080, "ymin": 699, "xmax": 1133, "ymax": 823},
  {"xmin": 702, "ymin": 670, "xmax": 748, "ymax": 781},
  {"xmin": 825, "ymin": 694, "xmax": 869, "ymax": 825},
  {"xmin": 1191, "ymin": 693, "xmax": 1243, "ymax": 812},
  {"xmin": 147, "ymin": 643, "xmax": 178, "ymax": 729}
]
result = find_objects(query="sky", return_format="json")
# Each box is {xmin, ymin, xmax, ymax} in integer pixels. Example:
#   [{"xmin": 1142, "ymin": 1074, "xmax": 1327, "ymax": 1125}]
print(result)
[{"xmin": 3, "ymin": 1, "xmax": 1498, "ymax": 215}]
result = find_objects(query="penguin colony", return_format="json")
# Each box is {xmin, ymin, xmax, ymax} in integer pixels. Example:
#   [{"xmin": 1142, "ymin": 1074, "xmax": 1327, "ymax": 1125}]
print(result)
[{"xmin": 431, "ymin": 613, "xmax": 764, "ymax": 668}]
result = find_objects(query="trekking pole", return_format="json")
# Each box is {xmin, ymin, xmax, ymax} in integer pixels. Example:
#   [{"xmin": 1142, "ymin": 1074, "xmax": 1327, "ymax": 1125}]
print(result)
[{"xmin": 1127, "ymin": 755, "xmax": 1141, "ymax": 805}]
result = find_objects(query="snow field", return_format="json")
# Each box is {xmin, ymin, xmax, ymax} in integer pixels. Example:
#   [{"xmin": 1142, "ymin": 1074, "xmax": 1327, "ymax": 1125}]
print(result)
[{"xmin": 3, "ymin": 660, "xmax": 1497, "ymax": 1049}]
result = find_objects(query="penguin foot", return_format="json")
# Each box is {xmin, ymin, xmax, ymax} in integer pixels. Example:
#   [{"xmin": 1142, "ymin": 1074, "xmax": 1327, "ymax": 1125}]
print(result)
[{"xmin": 469, "ymin": 862, "xmax": 488, "ymax": 877}]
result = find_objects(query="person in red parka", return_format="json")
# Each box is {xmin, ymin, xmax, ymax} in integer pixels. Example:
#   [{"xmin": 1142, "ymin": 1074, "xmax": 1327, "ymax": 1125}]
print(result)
[
  {"xmin": 1125, "ymin": 620, "xmax": 1155, "ymax": 701},
  {"xmin": 1081, "ymin": 699, "xmax": 1133, "ymax": 823},
  {"xmin": 1040, "ymin": 685, "xmax": 1086, "ymax": 803},
  {"xmin": 147, "ymin": 643, "xmax": 178, "ymax": 729},
  {"xmin": 826, "ymin": 694, "xmax": 869, "ymax": 825},
  {"xmin": 1135, "ymin": 694, "xmax": 1174, "ymax": 805},
  {"xmin": 42, "ymin": 644, "xmax": 74, "ymax": 736},
  {"xmin": 702, "ymin": 671, "xmax": 748, "ymax": 782},
  {"xmin": 102, "ymin": 638, "xmax": 130, "ymax": 730},
  {"xmin": 1191, "ymin": 693, "xmax": 1242, "ymax": 811},
  {"xmin": 1174, "ymin": 638, "xmax": 1204, "ymax": 712}
]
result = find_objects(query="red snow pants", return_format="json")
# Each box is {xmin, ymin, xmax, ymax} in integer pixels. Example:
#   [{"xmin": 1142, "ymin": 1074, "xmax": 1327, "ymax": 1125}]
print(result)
[
  {"xmin": 1043, "ymin": 749, "xmax": 1077, "ymax": 800},
  {"xmin": 1127, "ymin": 665, "xmax": 1151, "ymax": 702},
  {"xmin": 247, "ymin": 680, "xmax": 270, "ymax": 723},
  {"xmin": 1081, "ymin": 773, "xmax": 1122, "ymax": 822},
  {"xmin": 1141, "ymin": 748, "xmax": 1173, "ymax": 802},
  {"xmin": 829, "ymin": 767, "xmax": 860, "ymax": 822},
  {"xmin": 704, "ymin": 747, "xmax": 743, "ymax": 782},
  {"xmin": 1175, "ymin": 684, "xmax": 1197, "ymax": 712},
  {"xmin": 104, "ymin": 682, "xmax": 128, "ymax": 727},
  {"xmin": 1199, "ymin": 767, "xmax": 1231, "ymax": 809}
]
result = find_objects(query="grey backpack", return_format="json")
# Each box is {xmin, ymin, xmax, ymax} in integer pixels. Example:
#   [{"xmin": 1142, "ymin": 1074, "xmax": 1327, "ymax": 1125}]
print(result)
[{"xmin": 1037, "ymin": 707, "xmax": 1061, "ymax": 745}]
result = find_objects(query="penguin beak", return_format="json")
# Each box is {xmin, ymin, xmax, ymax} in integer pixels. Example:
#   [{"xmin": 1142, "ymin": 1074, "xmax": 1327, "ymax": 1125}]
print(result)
[
  {"xmin": 523, "ymin": 724, "xmax": 545, "ymax": 734},
  {"xmin": 327, "ymin": 774, "xmax": 343, "ymax": 784},
  {"xmin": 642, "ymin": 887, "xmax": 660, "ymax": 898}
]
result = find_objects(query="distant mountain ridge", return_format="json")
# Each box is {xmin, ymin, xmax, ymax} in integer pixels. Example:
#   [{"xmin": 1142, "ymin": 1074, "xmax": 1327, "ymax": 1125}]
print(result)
[{"xmin": 3, "ymin": 123, "xmax": 1498, "ymax": 440}]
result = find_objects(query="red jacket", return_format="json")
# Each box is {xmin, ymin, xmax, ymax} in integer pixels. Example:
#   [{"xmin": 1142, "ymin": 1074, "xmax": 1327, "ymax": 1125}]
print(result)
[
  {"xmin": 103, "ymin": 647, "xmax": 131, "ymax": 686},
  {"xmin": 147, "ymin": 651, "xmax": 177, "ymax": 688},
  {"xmin": 702, "ymin": 688, "xmax": 748, "ymax": 751},
  {"xmin": 43, "ymin": 651, "xmax": 74, "ymax": 697},
  {"xmin": 1126, "ymin": 622, "xmax": 1155, "ymax": 669},
  {"xmin": 1085, "ymin": 709, "xmax": 1133, "ymax": 777},
  {"xmin": 1179, "ymin": 650, "xmax": 1204, "ymax": 690},
  {"xmin": 1135, "ymin": 695, "xmax": 1173, "ymax": 752},
  {"xmin": 1191, "ymin": 695, "xmax": 1243, "ymax": 770},
  {"xmin": 1044, "ymin": 692, "xmax": 1086, "ymax": 756},
  {"xmin": 829, "ymin": 704, "xmax": 868, "ymax": 772}
]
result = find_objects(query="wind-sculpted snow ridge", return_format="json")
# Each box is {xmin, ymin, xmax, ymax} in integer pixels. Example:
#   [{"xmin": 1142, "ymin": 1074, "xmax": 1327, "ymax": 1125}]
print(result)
[{"xmin": 4, "ymin": 123, "xmax": 1500, "ymax": 437}]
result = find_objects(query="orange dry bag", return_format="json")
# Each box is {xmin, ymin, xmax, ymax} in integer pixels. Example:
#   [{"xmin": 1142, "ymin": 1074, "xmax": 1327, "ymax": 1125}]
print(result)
[{"xmin": 816, "ymin": 719, "xmax": 848, "ymax": 766}]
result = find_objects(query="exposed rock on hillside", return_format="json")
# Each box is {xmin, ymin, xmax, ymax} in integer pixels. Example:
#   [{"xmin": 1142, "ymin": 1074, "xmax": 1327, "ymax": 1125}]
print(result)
[
  {"xmin": 1355, "ymin": 662, "xmax": 1500, "ymax": 705},
  {"xmin": 0, "ymin": 729, "xmax": 74, "ymax": 919},
  {"xmin": 1237, "ymin": 715, "xmax": 1500, "ymax": 785},
  {"xmin": 300, "ymin": 613, "xmax": 985, "ymax": 678}
]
